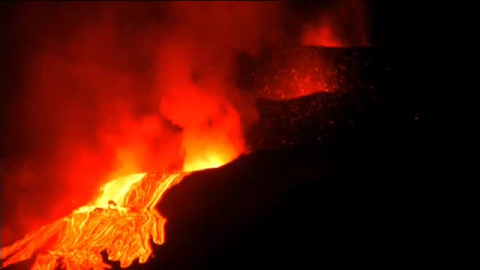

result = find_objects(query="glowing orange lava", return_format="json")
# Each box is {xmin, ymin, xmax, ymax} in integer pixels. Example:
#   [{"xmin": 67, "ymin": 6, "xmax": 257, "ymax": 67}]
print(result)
[
  {"xmin": 1, "ymin": 172, "xmax": 187, "ymax": 269},
  {"xmin": 1, "ymin": 138, "xmax": 239, "ymax": 270},
  {"xmin": 1, "ymin": 2, "xmax": 253, "ymax": 267}
]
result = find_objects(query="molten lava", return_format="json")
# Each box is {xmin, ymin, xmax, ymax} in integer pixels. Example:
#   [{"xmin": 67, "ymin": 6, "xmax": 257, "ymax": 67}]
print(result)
[{"xmin": 1, "ymin": 172, "xmax": 188, "ymax": 269}]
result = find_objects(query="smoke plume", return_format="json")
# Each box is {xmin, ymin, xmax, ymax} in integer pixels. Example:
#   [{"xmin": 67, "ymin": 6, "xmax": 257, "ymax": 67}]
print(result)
[{"xmin": 0, "ymin": 1, "xmax": 282, "ymax": 245}]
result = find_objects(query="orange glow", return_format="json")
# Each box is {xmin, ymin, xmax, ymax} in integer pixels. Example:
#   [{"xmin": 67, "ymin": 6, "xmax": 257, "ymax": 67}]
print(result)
[
  {"xmin": 1, "ymin": 172, "xmax": 187, "ymax": 269},
  {"xmin": 2, "ymin": 1, "xmax": 280, "ymax": 249},
  {"xmin": 180, "ymin": 103, "xmax": 244, "ymax": 172}
]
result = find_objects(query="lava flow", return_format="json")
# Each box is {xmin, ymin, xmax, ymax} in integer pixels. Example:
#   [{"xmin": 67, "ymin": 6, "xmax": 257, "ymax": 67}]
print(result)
[
  {"xmin": 0, "ymin": 1, "xmax": 371, "ymax": 269},
  {"xmin": 0, "ymin": 172, "xmax": 189, "ymax": 269}
]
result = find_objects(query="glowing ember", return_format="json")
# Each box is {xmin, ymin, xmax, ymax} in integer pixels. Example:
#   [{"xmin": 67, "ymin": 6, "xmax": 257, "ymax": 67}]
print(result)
[
  {"xmin": 255, "ymin": 46, "xmax": 338, "ymax": 101},
  {"xmin": 1, "ymin": 172, "xmax": 187, "ymax": 269}
]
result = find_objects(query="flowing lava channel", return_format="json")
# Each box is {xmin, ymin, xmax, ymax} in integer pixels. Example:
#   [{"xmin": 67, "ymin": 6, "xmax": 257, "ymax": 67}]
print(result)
[
  {"xmin": 1, "ymin": 148, "xmax": 230, "ymax": 269},
  {"xmin": 1, "ymin": 143, "xmax": 232, "ymax": 270},
  {"xmin": 1, "ymin": 172, "xmax": 188, "ymax": 269},
  {"xmin": 0, "ymin": 2, "xmax": 264, "ymax": 269},
  {"xmin": 0, "ymin": 172, "xmax": 189, "ymax": 269}
]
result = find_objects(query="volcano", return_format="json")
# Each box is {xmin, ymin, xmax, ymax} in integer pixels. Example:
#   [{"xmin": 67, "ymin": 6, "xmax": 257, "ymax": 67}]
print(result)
[
  {"xmin": 2, "ymin": 80, "xmax": 463, "ymax": 268},
  {"xmin": 1, "ymin": 1, "xmax": 468, "ymax": 269}
]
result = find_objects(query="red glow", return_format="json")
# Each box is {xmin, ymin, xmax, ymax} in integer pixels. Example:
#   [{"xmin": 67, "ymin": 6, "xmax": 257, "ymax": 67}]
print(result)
[
  {"xmin": 302, "ymin": 0, "xmax": 369, "ymax": 48},
  {"xmin": 302, "ymin": 19, "xmax": 345, "ymax": 48},
  {"xmin": 1, "ymin": 1, "xmax": 281, "ymax": 247}
]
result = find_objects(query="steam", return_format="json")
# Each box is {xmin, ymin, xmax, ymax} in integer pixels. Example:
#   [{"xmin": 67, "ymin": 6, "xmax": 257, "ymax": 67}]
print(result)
[{"xmin": 156, "ymin": 2, "xmax": 279, "ymax": 171}]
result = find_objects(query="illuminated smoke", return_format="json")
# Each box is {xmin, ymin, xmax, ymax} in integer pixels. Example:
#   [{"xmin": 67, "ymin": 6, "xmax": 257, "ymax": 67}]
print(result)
[{"xmin": 0, "ymin": 1, "xmax": 281, "ymax": 245}]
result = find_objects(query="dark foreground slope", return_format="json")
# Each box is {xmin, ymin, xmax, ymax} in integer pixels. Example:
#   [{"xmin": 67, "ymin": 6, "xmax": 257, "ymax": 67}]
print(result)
[
  {"xmin": 139, "ymin": 139, "xmax": 460, "ymax": 269},
  {"xmin": 138, "ymin": 40, "xmax": 471, "ymax": 268}
]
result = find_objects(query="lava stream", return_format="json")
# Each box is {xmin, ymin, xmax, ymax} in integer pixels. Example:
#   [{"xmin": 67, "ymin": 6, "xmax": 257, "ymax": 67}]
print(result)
[{"xmin": 1, "ymin": 172, "xmax": 187, "ymax": 269}]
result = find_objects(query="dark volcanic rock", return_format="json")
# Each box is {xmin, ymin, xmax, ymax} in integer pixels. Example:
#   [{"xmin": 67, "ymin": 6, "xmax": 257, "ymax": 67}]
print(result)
[
  {"xmin": 129, "ymin": 142, "xmax": 457, "ymax": 269},
  {"xmin": 153, "ymin": 149, "xmax": 329, "ymax": 269}
]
